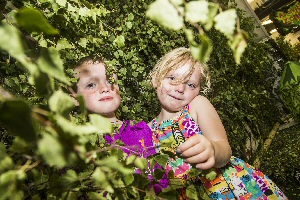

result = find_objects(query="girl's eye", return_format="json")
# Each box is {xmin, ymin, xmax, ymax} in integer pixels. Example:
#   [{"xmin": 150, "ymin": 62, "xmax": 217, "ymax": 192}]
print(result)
[
  {"xmin": 188, "ymin": 83, "xmax": 196, "ymax": 89},
  {"xmin": 86, "ymin": 83, "xmax": 96, "ymax": 89},
  {"xmin": 167, "ymin": 76, "xmax": 175, "ymax": 80}
]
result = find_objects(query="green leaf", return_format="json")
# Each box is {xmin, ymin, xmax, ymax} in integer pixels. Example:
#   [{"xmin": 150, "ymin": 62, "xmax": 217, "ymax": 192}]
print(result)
[
  {"xmin": 49, "ymin": 90, "xmax": 75, "ymax": 117},
  {"xmin": 0, "ymin": 170, "xmax": 25, "ymax": 200},
  {"xmin": 146, "ymin": 0, "xmax": 183, "ymax": 30},
  {"xmin": 98, "ymin": 156, "xmax": 133, "ymax": 175},
  {"xmin": 126, "ymin": 155, "xmax": 137, "ymax": 165},
  {"xmin": 92, "ymin": 167, "xmax": 107, "ymax": 183},
  {"xmin": 0, "ymin": 24, "xmax": 28, "ymax": 66},
  {"xmin": 9, "ymin": 137, "xmax": 30, "ymax": 154},
  {"xmin": 38, "ymin": 133, "xmax": 67, "ymax": 167},
  {"xmin": 0, "ymin": 100, "xmax": 36, "ymax": 141},
  {"xmin": 56, "ymin": 38, "xmax": 74, "ymax": 50},
  {"xmin": 37, "ymin": 47, "xmax": 70, "ymax": 85},
  {"xmin": 228, "ymin": 31, "xmax": 248, "ymax": 64},
  {"xmin": 214, "ymin": 9, "xmax": 237, "ymax": 39},
  {"xmin": 78, "ymin": 38, "xmax": 88, "ymax": 48},
  {"xmin": 61, "ymin": 170, "xmax": 78, "ymax": 187},
  {"xmin": 190, "ymin": 34, "xmax": 212, "ymax": 63},
  {"xmin": 185, "ymin": 1, "xmax": 209, "ymax": 24},
  {"xmin": 113, "ymin": 35, "xmax": 125, "ymax": 48},
  {"xmin": 15, "ymin": 7, "xmax": 59, "ymax": 35},
  {"xmin": 203, "ymin": 169, "xmax": 217, "ymax": 180},
  {"xmin": 280, "ymin": 61, "xmax": 300, "ymax": 87},
  {"xmin": 56, "ymin": 0, "xmax": 67, "ymax": 7},
  {"xmin": 124, "ymin": 174, "xmax": 134, "ymax": 186},
  {"xmin": 186, "ymin": 184, "xmax": 198, "ymax": 200},
  {"xmin": 154, "ymin": 169, "xmax": 165, "ymax": 179},
  {"xmin": 204, "ymin": 3, "xmax": 219, "ymax": 31},
  {"xmin": 161, "ymin": 178, "xmax": 183, "ymax": 193},
  {"xmin": 134, "ymin": 157, "xmax": 148, "ymax": 170},
  {"xmin": 153, "ymin": 154, "xmax": 169, "ymax": 167},
  {"xmin": 55, "ymin": 115, "xmax": 99, "ymax": 136},
  {"xmin": 0, "ymin": 143, "xmax": 14, "ymax": 172},
  {"xmin": 89, "ymin": 114, "xmax": 112, "ymax": 134}
]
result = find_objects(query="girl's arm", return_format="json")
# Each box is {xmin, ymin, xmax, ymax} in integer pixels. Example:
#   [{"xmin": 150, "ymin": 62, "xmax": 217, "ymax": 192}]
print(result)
[{"xmin": 178, "ymin": 95, "xmax": 232, "ymax": 169}]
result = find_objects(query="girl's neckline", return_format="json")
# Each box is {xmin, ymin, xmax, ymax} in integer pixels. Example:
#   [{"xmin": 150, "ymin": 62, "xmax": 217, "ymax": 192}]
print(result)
[{"xmin": 153, "ymin": 105, "xmax": 189, "ymax": 127}]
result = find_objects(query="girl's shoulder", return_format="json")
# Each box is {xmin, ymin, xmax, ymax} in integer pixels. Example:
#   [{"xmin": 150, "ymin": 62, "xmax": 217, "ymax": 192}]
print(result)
[
  {"xmin": 189, "ymin": 95, "xmax": 211, "ymax": 112},
  {"xmin": 189, "ymin": 95, "xmax": 215, "ymax": 121}
]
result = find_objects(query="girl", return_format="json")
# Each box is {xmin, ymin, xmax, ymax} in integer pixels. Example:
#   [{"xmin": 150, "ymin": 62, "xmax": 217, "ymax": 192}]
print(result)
[{"xmin": 149, "ymin": 47, "xmax": 287, "ymax": 199}]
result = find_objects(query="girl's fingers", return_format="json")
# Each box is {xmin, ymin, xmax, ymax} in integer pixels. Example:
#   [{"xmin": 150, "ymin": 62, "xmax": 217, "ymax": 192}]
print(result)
[
  {"xmin": 177, "ymin": 134, "xmax": 202, "ymax": 153},
  {"xmin": 196, "ymin": 157, "xmax": 215, "ymax": 170},
  {"xmin": 184, "ymin": 149, "xmax": 208, "ymax": 164},
  {"xmin": 180, "ymin": 143, "xmax": 204, "ymax": 158}
]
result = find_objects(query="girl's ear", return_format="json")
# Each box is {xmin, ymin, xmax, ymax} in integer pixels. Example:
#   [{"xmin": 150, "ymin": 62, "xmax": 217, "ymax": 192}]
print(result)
[{"xmin": 151, "ymin": 77, "xmax": 158, "ymax": 88}]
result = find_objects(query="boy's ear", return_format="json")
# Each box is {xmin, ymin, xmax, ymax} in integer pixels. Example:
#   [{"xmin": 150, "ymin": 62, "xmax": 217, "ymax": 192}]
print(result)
[{"xmin": 68, "ymin": 87, "xmax": 79, "ymax": 106}]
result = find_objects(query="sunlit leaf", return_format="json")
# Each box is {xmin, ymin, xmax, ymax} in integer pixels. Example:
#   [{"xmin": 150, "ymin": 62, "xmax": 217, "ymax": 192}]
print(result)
[
  {"xmin": 38, "ymin": 133, "xmax": 67, "ymax": 167},
  {"xmin": 190, "ymin": 35, "xmax": 212, "ymax": 63},
  {"xmin": 204, "ymin": 3, "xmax": 219, "ymax": 30},
  {"xmin": 37, "ymin": 47, "xmax": 70, "ymax": 85},
  {"xmin": 89, "ymin": 114, "xmax": 112, "ymax": 134},
  {"xmin": 49, "ymin": 90, "xmax": 74, "ymax": 117},
  {"xmin": 146, "ymin": 0, "xmax": 183, "ymax": 30},
  {"xmin": 134, "ymin": 157, "xmax": 148, "ymax": 170},
  {"xmin": 228, "ymin": 31, "xmax": 248, "ymax": 64},
  {"xmin": 55, "ymin": 115, "xmax": 98, "ymax": 136},
  {"xmin": 56, "ymin": 0, "xmax": 67, "ymax": 7},
  {"xmin": 92, "ymin": 167, "xmax": 107, "ymax": 183},
  {"xmin": 15, "ymin": 7, "xmax": 59, "ymax": 35},
  {"xmin": 113, "ymin": 35, "xmax": 125, "ymax": 48},
  {"xmin": 0, "ymin": 100, "xmax": 36, "ymax": 141},
  {"xmin": 185, "ymin": 1, "xmax": 209, "ymax": 24},
  {"xmin": 56, "ymin": 38, "xmax": 74, "ymax": 50},
  {"xmin": 0, "ymin": 24, "xmax": 29, "ymax": 67},
  {"xmin": 98, "ymin": 156, "xmax": 133, "ymax": 175},
  {"xmin": 214, "ymin": 9, "xmax": 237, "ymax": 39}
]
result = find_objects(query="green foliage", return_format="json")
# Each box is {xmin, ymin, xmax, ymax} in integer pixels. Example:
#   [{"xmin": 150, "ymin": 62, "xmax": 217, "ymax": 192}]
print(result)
[{"xmin": 0, "ymin": 0, "xmax": 299, "ymax": 199}]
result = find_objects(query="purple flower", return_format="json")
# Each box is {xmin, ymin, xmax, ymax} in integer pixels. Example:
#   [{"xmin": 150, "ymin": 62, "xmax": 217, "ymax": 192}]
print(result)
[{"xmin": 105, "ymin": 120, "xmax": 156, "ymax": 158}]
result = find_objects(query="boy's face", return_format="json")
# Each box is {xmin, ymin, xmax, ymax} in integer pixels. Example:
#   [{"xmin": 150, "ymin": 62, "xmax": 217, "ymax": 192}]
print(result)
[
  {"xmin": 153, "ymin": 63, "xmax": 201, "ymax": 112},
  {"xmin": 75, "ymin": 62, "xmax": 121, "ymax": 117}
]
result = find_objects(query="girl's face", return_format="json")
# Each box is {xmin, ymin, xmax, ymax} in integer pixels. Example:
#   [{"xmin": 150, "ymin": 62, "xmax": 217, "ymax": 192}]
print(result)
[
  {"xmin": 153, "ymin": 63, "xmax": 201, "ymax": 113},
  {"xmin": 75, "ymin": 62, "xmax": 121, "ymax": 117}
]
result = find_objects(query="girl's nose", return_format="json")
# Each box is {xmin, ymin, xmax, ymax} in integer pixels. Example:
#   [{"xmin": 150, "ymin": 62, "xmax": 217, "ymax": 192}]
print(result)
[{"xmin": 175, "ymin": 84, "xmax": 185, "ymax": 93}]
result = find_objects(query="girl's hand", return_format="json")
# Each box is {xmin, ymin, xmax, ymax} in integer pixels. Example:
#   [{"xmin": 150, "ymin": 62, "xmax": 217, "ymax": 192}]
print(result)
[{"xmin": 177, "ymin": 134, "xmax": 216, "ymax": 170}]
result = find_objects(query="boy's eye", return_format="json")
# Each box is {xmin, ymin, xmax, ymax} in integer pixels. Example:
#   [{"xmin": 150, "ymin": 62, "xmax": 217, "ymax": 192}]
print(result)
[
  {"xmin": 86, "ymin": 83, "xmax": 96, "ymax": 89},
  {"xmin": 188, "ymin": 83, "xmax": 196, "ymax": 88},
  {"xmin": 107, "ymin": 79, "xmax": 114, "ymax": 85}
]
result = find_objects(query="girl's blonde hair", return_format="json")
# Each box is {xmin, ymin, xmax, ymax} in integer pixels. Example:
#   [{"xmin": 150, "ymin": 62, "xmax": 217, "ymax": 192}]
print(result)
[{"xmin": 150, "ymin": 47, "xmax": 211, "ymax": 94}]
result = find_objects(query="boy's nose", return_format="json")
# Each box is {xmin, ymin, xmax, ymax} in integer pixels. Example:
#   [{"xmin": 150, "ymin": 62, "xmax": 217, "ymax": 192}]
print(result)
[{"xmin": 99, "ymin": 83, "xmax": 110, "ymax": 93}]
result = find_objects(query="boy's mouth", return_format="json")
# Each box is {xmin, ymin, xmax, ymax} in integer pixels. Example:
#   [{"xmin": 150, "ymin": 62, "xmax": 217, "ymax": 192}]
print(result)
[{"xmin": 100, "ymin": 96, "xmax": 113, "ymax": 101}]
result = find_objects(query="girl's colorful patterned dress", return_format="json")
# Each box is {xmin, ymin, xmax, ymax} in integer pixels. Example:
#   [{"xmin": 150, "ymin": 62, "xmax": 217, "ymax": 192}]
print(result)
[{"xmin": 150, "ymin": 105, "xmax": 287, "ymax": 200}]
